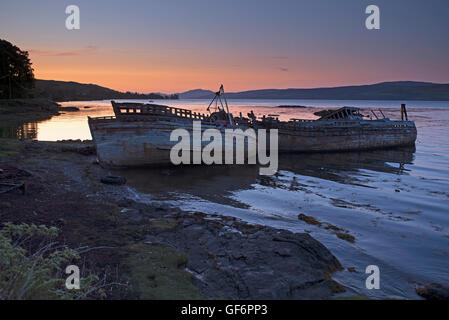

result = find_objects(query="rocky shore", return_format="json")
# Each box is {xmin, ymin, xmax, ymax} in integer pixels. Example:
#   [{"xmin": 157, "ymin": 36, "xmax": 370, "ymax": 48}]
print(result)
[{"xmin": 0, "ymin": 139, "xmax": 344, "ymax": 299}]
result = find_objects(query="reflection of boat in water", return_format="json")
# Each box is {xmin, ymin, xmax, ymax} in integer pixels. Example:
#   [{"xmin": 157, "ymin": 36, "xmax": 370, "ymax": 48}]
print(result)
[
  {"xmin": 115, "ymin": 164, "xmax": 259, "ymax": 204},
  {"xmin": 88, "ymin": 85, "xmax": 417, "ymax": 167},
  {"xmin": 277, "ymin": 146, "xmax": 416, "ymax": 184},
  {"xmin": 0, "ymin": 122, "xmax": 38, "ymax": 140},
  {"xmin": 117, "ymin": 147, "xmax": 415, "ymax": 199}
]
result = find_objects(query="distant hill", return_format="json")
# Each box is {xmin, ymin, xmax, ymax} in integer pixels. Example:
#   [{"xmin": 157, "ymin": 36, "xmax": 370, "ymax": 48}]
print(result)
[
  {"xmin": 178, "ymin": 81, "xmax": 449, "ymax": 101},
  {"xmin": 178, "ymin": 89, "xmax": 217, "ymax": 99},
  {"xmin": 30, "ymin": 80, "xmax": 178, "ymax": 101},
  {"xmin": 28, "ymin": 80, "xmax": 449, "ymax": 101}
]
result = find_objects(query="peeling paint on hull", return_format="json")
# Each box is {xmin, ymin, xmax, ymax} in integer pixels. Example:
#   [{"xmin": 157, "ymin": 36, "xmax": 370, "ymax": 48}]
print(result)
[{"xmin": 88, "ymin": 118, "xmax": 417, "ymax": 167}]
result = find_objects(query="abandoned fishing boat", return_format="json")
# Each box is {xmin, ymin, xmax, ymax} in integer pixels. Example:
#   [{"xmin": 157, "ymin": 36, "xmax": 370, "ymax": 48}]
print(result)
[{"xmin": 88, "ymin": 85, "xmax": 417, "ymax": 167}]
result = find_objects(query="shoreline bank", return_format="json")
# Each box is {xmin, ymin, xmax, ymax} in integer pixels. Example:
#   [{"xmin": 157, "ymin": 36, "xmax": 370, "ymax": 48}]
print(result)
[
  {"xmin": 0, "ymin": 139, "xmax": 345, "ymax": 299},
  {"xmin": 0, "ymin": 99, "xmax": 63, "ymax": 126}
]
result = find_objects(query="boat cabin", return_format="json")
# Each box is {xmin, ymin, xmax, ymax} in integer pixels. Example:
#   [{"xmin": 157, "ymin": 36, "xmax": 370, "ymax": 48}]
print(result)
[{"xmin": 316, "ymin": 107, "xmax": 363, "ymax": 121}]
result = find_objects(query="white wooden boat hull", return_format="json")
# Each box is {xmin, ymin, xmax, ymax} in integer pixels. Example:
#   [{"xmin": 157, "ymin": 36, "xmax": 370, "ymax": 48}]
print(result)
[{"xmin": 88, "ymin": 118, "xmax": 417, "ymax": 167}]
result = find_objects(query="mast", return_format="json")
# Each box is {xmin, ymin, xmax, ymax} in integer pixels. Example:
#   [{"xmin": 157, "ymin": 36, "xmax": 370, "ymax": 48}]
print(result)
[
  {"xmin": 206, "ymin": 84, "xmax": 234, "ymax": 125},
  {"xmin": 220, "ymin": 84, "xmax": 234, "ymax": 126}
]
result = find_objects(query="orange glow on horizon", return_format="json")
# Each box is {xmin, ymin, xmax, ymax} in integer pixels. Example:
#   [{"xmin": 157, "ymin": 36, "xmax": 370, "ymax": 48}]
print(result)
[
  {"xmin": 28, "ymin": 43, "xmax": 424, "ymax": 94},
  {"xmin": 33, "ymin": 65, "xmax": 361, "ymax": 94},
  {"xmin": 29, "ymin": 46, "xmax": 374, "ymax": 94}
]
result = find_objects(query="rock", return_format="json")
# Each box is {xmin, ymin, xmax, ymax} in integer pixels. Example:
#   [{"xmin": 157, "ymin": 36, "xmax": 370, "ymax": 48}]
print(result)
[
  {"xmin": 120, "ymin": 208, "xmax": 142, "ymax": 222},
  {"xmin": 40, "ymin": 141, "xmax": 95, "ymax": 155},
  {"xmin": 154, "ymin": 203, "xmax": 171, "ymax": 211},
  {"xmin": 152, "ymin": 213, "xmax": 344, "ymax": 299},
  {"xmin": 60, "ymin": 106, "xmax": 80, "ymax": 112},
  {"xmin": 100, "ymin": 175, "xmax": 126, "ymax": 185},
  {"xmin": 274, "ymin": 248, "xmax": 292, "ymax": 257},
  {"xmin": 117, "ymin": 198, "xmax": 135, "ymax": 207},
  {"xmin": 416, "ymin": 283, "xmax": 449, "ymax": 300},
  {"xmin": 298, "ymin": 213, "xmax": 322, "ymax": 226},
  {"xmin": 336, "ymin": 232, "xmax": 355, "ymax": 243}
]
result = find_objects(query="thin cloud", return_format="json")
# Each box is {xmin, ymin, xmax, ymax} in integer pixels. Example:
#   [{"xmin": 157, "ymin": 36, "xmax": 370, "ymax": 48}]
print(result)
[
  {"xmin": 279, "ymin": 67, "xmax": 289, "ymax": 72},
  {"xmin": 29, "ymin": 46, "xmax": 98, "ymax": 57}
]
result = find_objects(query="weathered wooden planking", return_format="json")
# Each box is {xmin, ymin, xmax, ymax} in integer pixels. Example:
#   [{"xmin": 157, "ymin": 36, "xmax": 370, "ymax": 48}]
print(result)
[{"xmin": 88, "ymin": 116, "xmax": 416, "ymax": 167}]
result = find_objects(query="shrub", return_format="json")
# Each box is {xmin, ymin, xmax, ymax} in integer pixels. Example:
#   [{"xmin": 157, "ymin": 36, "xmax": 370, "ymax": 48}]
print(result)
[{"xmin": 0, "ymin": 223, "xmax": 113, "ymax": 299}]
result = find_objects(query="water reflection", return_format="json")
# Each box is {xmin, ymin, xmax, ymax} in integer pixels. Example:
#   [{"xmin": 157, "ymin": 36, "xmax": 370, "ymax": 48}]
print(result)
[
  {"xmin": 1, "ymin": 100, "xmax": 447, "ymax": 142},
  {"xmin": 113, "ymin": 141, "xmax": 449, "ymax": 300},
  {"xmin": 0, "ymin": 122, "xmax": 38, "ymax": 140},
  {"xmin": 115, "ymin": 147, "xmax": 416, "ymax": 200},
  {"xmin": 115, "ymin": 164, "xmax": 259, "ymax": 204},
  {"xmin": 277, "ymin": 147, "xmax": 416, "ymax": 183}
]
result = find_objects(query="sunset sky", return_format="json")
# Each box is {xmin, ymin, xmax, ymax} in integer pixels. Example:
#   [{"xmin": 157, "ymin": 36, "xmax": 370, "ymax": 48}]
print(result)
[{"xmin": 1, "ymin": 0, "xmax": 449, "ymax": 93}]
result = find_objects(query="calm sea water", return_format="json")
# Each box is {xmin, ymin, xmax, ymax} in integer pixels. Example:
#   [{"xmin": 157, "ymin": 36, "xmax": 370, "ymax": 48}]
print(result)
[{"xmin": 2, "ymin": 99, "xmax": 449, "ymax": 299}]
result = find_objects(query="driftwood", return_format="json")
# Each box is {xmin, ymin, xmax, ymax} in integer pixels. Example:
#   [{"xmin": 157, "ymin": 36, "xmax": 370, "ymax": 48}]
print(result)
[{"xmin": 0, "ymin": 181, "xmax": 26, "ymax": 194}]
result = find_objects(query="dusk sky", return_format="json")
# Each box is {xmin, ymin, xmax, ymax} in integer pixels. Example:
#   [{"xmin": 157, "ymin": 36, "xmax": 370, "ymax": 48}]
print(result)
[{"xmin": 1, "ymin": 0, "xmax": 449, "ymax": 93}]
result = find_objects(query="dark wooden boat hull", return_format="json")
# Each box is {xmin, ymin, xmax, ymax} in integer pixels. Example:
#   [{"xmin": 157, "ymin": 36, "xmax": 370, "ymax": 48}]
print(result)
[{"xmin": 277, "ymin": 120, "xmax": 417, "ymax": 152}]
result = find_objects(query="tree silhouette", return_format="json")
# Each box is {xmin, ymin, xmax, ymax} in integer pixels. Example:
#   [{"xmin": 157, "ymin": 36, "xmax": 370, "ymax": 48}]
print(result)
[{"xmin": 0, "ymin": 39, "xmax": 35, "ymax": 99}]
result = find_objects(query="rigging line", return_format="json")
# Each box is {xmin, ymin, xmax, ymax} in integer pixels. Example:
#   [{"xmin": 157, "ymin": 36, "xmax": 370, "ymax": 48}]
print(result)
[
  {"xmin": 219, "ymin": 95, "xmax": 224, "ymax": 111},
  {"xmin": 206, "ymin": 94, "xmax": 216, "ymax": 112}
]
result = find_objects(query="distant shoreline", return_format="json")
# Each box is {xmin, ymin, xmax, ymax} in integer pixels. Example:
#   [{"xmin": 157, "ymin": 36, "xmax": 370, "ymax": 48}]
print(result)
[
  {"xmin": 178, "ymin": 81, "xmax": 449, "ymax": 101},
  {"xmin": 56, "ymin": 98, "xmax": 449, "ymax": 103},
  {"xmin": 30, "ymin": 79, "xmax": 179, "ymax": 102},
  {"xmin": 28, "ymin": 80, "xmax": 449, "ymax": 102}
]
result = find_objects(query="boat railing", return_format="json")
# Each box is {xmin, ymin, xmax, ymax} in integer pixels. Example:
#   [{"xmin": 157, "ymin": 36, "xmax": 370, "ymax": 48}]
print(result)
[{"xmin": 112, "ymin": 101, "xmax": 210, "ymax": 121}]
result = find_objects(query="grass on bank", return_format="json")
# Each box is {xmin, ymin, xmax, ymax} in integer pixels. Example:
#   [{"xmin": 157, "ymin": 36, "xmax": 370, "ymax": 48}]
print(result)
[
  {"xmin": 0, "ymin": 138, "xmax": 23, "ymax": 157},
  {"xmin": 126, "ymin": 243, "xmax": 203, "ymax": 300},
  {"xmin": 0, "ymin": 223, "xmax": 110, "ymax": 299}
]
